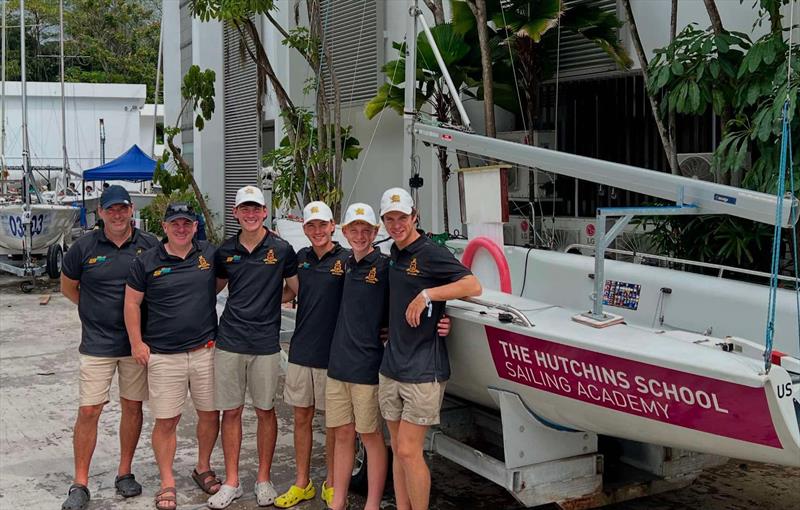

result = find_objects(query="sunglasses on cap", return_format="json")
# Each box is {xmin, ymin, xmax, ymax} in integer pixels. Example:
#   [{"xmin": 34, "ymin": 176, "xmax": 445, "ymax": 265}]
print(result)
[{"xmin": 164, "ymin": 202, "xmax": 197, "ymax": 220}]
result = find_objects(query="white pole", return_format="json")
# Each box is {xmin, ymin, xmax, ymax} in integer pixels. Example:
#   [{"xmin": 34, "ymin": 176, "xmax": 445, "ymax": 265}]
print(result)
[
  {"xmin": 58, "ymin": 0, "xmax": 68, "ymax": 193},
  {"xmin": 151, "ymin": 17, "xmax": 163, "ymax": 158},
  {"xmin": 1, "ymin": 0, "xmax": 7, "ymax": 194},
  {"xmin": 416, "ymin": 13, "xmax": 471, "ymax": 129},
  {"xmin": 403, "ymin": 2, "xmax": 419, "ymax": 204}
]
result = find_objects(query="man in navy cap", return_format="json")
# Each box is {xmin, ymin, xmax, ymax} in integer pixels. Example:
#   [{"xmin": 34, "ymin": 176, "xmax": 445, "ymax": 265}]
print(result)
[
  {"xmin": 124, "ymin": 202, "xmax": 220, "ymax": 510},
  {"xmin": 60, "ymin": 185, "xmax": 159, "ymax": 510}
]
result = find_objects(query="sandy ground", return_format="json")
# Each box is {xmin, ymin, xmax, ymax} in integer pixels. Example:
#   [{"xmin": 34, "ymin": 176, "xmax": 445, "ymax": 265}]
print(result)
[{"xmin": 0, "ymin": 276, "xmax": 798, "ymax": 510}]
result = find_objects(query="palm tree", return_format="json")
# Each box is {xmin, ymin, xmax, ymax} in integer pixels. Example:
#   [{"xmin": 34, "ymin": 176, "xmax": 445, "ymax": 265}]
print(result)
[
  {"xmin": 365, "ymin": 23, "xmax": 477, "ymax": 232},
  {"xmin": 452, "ymin": 0, "xmax": 632, "ymax": 144}
]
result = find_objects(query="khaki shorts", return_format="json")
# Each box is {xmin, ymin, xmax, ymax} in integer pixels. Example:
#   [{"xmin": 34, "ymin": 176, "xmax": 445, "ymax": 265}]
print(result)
[
  {"xmin": 148, "ymin": 346, "xmax": 215, "ymax": 419},
  {"xmin": 325, "ymin": 377, "xmax": 381, "ymax": 433},
  {"xmin": 283, "ymin": 362, "xmax": 326, "ymax": 410},
  {"xmin": 378, "ymin": 374, "xmax": 446, "ymax": 426},
  {"xmin": 214, "ymin": 349, "xmax": 280, "ymax": 411},
  {"xmin": 79, "ymin": 354, "xmax": 148, "ymax": 406}
]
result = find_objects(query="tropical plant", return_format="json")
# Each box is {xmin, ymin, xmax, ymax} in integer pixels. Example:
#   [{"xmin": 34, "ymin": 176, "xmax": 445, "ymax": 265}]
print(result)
[
  {"xmin": 140, "ymin": 189, "xmax": 209, "ymax": 239},
  {"xmin": 365, "ymin": 23, "xmax": 477, "ymax": 232},
  {"xmin": 451, "ymin": 0, "xmax": 632, "ymax": 143},
  {"xmin": 191, "ymin": 0, "xmax": 355, "ymax": 217},
  {"xmin": 158, "ymin": 65, "xmax": 220, "ymax": 243}
]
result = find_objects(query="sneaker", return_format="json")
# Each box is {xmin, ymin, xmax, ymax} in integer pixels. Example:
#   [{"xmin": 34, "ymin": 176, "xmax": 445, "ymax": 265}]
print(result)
[
  {"xmin": 321, "ymin": 481, "xmax": 334, "ymax": 506},
  {"xmin": 274, "ymin": 481, "xmax": 315, "ymax": 508},
  {"xmin": 207, "ymin": 484, "xmax": 243, "ymax": 509},
  {"xmin": 255, "ymin": 480, "xmax": 278, "ymax": 507}
]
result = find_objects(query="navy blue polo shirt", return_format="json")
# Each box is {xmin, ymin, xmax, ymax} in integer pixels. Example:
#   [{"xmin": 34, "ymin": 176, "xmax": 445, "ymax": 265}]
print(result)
[
  {"xmin": 288, "ymin": 243, "xmax": 350, "ymax": 368},
  {"xmin": 126, "ymin": 240, "xmax": 217, "ymax": 354},
  {"xmin": 62, "ymin": 228, "xmax": 159, "ymax": 357},
  {"xmin": 380, "ymin": 232, "xmax": 472, "ymax": 383},
  {"xmin": 215, "ymin": 228, "xmax": 298, "ymax": 355},
  {"xmin": 327, "ymin": 249, "xmax": 390, "ymax": 385}
]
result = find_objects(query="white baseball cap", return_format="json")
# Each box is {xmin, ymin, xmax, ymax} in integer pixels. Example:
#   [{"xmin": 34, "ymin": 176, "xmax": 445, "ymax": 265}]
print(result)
[
  {"xmin": 380, "ymin": 187, "xmax": 414, "ymax": 216},
  {"xmin": 342, "ymin": 203, "xmax": 378, "ymax": 227},
  {"xmin": 234, "ymin": 185, "xmax": 266, "ymax": 207},
  {"xmin": 303, "ymin": 201, "xmax": 334, "ymax": 224}
]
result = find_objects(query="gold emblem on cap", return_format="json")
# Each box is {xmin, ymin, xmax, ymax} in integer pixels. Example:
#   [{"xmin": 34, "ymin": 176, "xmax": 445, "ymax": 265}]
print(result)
[
  {"xmin": 311, "ymin": 206, "xmax": 320, "ymax": 213},
  {"xmin": 365, "ymin": 266, "xmax": 378, "ymax": 284},
  {"xmin": 355, "ymin": 207, "xmax": 365, "ymax": 215},
  {"xmin": 391, "ymin": 194, "xmax": 401, "ymax": 203},
  {"xmin": 245, "ymin": 187, "xmax": 254, "ymax": 194}
]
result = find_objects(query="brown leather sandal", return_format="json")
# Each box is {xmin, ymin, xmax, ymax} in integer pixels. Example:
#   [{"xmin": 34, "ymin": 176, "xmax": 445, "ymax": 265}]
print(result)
[
  {"xmin": 154, "ymin": 487, "xmax": 176, "ymax": 510},
  {"xmin": 191, "ymin": 469, "xmax": 221, "ymax": 495}
]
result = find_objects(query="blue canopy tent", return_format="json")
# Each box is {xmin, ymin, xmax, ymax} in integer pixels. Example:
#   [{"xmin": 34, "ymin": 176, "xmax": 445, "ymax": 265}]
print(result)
[{"xmin": 82, "ymin": 144, "xmax": 156, "ymax": 181}]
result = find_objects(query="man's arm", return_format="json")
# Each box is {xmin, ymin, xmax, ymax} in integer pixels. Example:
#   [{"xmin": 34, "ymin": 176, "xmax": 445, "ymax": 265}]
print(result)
[
  {"xmin": 60, "ymin": 274, "xmax": 80, "ymax": 305},
  {"xmin": 124, "ymin": 285, "xmax": 150, "ymax": 365},
  {"xmin": 282, "ymin": 275, "xmax": 299, "ymax": 303},
  {"xmin": 405, "ymin": 275, "xmax": 482, "ymax": 328},
  {"xmin": 216, "ymin": 277, "xmax": 228, "ymax": 294}
]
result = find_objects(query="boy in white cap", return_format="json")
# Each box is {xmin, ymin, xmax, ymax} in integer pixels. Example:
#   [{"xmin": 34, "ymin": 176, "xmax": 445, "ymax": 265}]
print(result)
[
  {"xmin": 276, "ymin": 201, "xmax": 349, "ymax": 508},
  {"xmin": 378, "ymin": 187, "xmax": 481, "ymax": 510},
  {"xmin": 207, "ymin": 185, "xmax": 300, "ymax": 508}
]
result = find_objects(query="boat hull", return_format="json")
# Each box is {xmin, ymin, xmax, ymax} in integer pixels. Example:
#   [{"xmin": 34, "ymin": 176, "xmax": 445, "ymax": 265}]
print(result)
[
  {"xmin": 444, "ymin": 297, "xmax": 800, "ymax": 468},
  {"xmin": 0, "ymin": 204, "xmax": 78, "ymax": 253}
]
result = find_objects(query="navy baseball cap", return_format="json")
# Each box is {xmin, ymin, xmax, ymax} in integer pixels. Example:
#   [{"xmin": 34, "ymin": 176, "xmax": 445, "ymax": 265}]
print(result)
[
  {"xmin": 100, "ymin": 185, "xmax": 132, "ymax": 209},
  {"xmin": 163, "ymin": 202, "xmax": 197, "ymax": 222}
]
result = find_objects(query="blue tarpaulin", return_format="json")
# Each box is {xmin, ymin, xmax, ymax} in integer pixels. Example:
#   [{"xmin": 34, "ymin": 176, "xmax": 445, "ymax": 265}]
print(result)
[{"xmin": 82, "ymin": 144, "xmax": 156, "ymax": 182}]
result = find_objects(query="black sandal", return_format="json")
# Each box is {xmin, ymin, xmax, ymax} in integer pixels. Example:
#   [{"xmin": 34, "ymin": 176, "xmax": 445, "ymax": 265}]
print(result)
[
  {"xmin": 115, "ymin": 473, "xmax": 143, "ymax": 497},
  {"xmin": 62, "ymin": 484, "xmax": 90, "ymax": 510}
]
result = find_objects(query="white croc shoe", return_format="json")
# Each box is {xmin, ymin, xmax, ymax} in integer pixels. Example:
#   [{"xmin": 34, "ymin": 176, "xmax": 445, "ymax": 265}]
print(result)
[
  {"xmin": 207, "ymin": 484, "xmax": 243, "ymax": 509},
  {"xmin": 254, "ymin": 480, "xmax": 278, "ymax": 507}
]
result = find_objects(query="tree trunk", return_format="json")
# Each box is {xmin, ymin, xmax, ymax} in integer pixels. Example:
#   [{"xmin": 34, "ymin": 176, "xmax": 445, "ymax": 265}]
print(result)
[
  {"xmin": 700, "ymin": 0, "xmax": 735, "ymax": 184},
  {"xmin": 621, "ymin": 0, "xmax": 679, "ymax": 174},
  {"xmin": 166, "ymin": 132, "xmax": 219, "ymax": 244},
  {"xmin": 467, "ymin": 0, "xmax": 496, "ymax": 138},
  {"xmin": 422, "ymin": 0, "xmax": 446, "ymax": 25},
  {"xmin": 668, "ymin": 0, "xmax": 680, "ymax": 175}
]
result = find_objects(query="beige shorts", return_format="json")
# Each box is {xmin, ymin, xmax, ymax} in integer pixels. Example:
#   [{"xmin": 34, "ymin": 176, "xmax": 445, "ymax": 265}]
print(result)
[
  {"xmin": 214, "ymin": 349, "xmax": 280, "ymax": 411},
  {"xmin": 325, "ymin": 377, "xmax": 381, "ymax": 433},
  {"xmin": 378, "ymin": 374, "xmax": 446, "ymax": 426},
  {"xmin": 283, "ymin": 362, "xmax": 327, "ymax": 410},
  {"xmin": 79, "ymin": 354, "xmax": 148, "ymax": 406},
  {"xmin": 147, "ymin": 346, "xmax": 215, "ymax": 419}
]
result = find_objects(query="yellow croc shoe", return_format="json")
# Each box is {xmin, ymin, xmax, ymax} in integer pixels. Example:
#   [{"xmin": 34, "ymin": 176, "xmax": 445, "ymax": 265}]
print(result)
[
  {"xmin": 321, "ymin": 481, "xmax": 334, "ymax": 506},
  {"xmin": 274, "ymin": 481, "xmax": 316, "ymax": 508}
]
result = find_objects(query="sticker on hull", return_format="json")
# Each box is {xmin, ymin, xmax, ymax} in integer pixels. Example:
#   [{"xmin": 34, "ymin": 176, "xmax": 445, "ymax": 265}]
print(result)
[{"xmin": 485, "ymin": 326, "xmax": 781, "ymax": 448}]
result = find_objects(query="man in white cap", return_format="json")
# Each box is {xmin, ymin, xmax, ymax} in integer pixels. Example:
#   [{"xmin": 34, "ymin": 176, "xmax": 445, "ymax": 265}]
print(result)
[
  {"xmin": 378, "ymin": 187, "xmax": 481, "ymax": 510},
  {"xmin": 207, "ymin": 186, "xmax": 300, "ymax": 508},
  {"xmin": 276, "ymin": 201, "xmax": 349, "ymax": 509}
]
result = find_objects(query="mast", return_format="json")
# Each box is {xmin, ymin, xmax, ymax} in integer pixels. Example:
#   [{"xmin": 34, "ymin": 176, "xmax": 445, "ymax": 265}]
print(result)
[
  {"xmin": 151, "ymin": 17, "xmax": 163, "ymax": 157},
  {"xmin": 1, "ymin": 0, "xmax": 6, "ymax": 194},
  {"xmin": 58, "ymin": 0, "xmax": 68, "ymax": 193},
  {"xmin": 20, "ymin": 0, "xmax": 39, "ymax": 206}
]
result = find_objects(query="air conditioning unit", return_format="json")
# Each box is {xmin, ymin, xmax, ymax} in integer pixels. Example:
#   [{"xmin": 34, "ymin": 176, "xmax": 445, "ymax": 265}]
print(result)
[
  {"xmin": 503, "ymin": 214, "xmax": 532, "ymax": 246},
  {"xmin": 496, "ymin": 130, "xmax": 556, "ymax": 200},
  {"xmin": 540, "ymin": 216, "xmax": 653, "ymax": 256},
  {"xmin": 677, "ymin": 153, "xmax": 715, "ymax": 182}
]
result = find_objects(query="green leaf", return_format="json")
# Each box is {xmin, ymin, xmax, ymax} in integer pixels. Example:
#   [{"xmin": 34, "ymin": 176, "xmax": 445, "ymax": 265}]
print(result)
[
  {"xmin": 715, "ymin": 34, "xmax": 729, "ymax": 53},
  {"xmin": 689, "ymin": 81, "xmax": 701, "ymax": 112},
  {"xmin": 709, "ymin": 60, "xmax": 720, "ymax": 79},
  {"xmin": 671, "ymin": 60, "xmax": 685, "ymax": 76}
]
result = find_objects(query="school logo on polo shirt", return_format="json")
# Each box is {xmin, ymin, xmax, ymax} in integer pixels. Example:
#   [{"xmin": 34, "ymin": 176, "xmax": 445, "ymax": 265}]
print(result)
[
  {"xmin": 154, "ymin": 267, "xmax": 172, "ymax": 277},
  {"xmin": 406, "ymin": 257, "xmax": 421, "ymax": 276},
  {"xmin": 87, "ymin": 255, "xmax": 108, "ymax": 265},
  {"xmin": 198, "ymin": 255, "xmax": 211, "ymax": 270},
  {"xmin": 136, "ymin": 248, "xmax": 144, "ymax": 255},
  {"xmin": 264, "ymin": 249, "xmax": 278, "ymax": 264},
  {"xmin": 365, "ymin": 266, "xmax": 378, "ymax": 284},
  {"xmin": 331, "ymin": 259, "xmax": 344, "ymax": 276},
  {"xmin": 226, "ymin": 255, "xmax": 242, "ymax": 264}
]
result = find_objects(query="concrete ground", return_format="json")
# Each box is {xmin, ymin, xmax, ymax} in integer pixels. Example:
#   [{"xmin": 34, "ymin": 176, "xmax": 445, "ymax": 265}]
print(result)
[{"xmin": 0, "ymin": 276, "xmax": 798, "ymax": 510}]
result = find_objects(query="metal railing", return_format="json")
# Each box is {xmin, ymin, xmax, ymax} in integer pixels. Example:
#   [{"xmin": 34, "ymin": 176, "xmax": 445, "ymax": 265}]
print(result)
[
  {"xmin": 564, "ymin": 243, "xmax": 800, "ymax": 285},
  {"xmin": 462, "ymin": 297, "xmax": 534, "ymax": 327}
]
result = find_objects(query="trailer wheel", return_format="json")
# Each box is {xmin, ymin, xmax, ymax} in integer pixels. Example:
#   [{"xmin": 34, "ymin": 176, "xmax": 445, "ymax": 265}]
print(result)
[
  {"xmin": 20, "ymin": 280, "xmax": 34, "ymax": 293},
  {"xmin": 350, "ymin": 435, "xmax": 393, "ymax": 496},
  {"xmin": 46, "ymin": 244, "xmax": 63, "ymax": 279}
]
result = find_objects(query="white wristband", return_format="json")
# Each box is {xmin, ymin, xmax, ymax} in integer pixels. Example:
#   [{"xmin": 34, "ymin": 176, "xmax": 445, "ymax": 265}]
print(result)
[{"xmin": 421, "ymin": 289, "xmax": 432, "ymax": 307}]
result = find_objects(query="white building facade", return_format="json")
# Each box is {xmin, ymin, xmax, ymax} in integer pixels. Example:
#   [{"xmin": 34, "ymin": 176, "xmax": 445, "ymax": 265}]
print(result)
[{"xmin": 163, "ymin": 0, "xmax": 793, "ymax": 237}]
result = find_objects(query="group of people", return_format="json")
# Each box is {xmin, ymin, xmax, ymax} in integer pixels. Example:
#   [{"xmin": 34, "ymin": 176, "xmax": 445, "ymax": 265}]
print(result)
[{"xmin": 60, "ymin": 183, "xmax": 481, "ymax": 510}]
